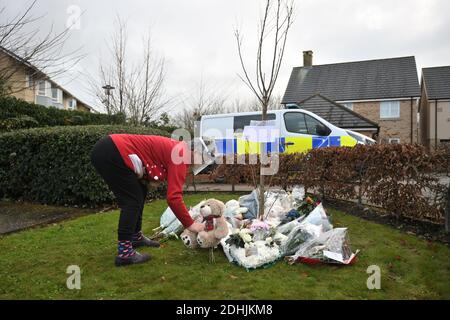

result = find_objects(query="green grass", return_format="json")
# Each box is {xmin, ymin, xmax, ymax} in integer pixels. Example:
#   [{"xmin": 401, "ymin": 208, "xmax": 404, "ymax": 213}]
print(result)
[{"xmin": 0, "ymin": 193, "xmax": 449, "ymax": 300}]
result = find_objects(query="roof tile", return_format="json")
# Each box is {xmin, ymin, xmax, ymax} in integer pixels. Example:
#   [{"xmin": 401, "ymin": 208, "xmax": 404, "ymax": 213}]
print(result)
[
  {"xmin": 282, "ymin": 56, "xmax": 421, "ymax": 103},
  {"xmin": 297, "ymin": 94, "xmax": 379, "ymax": 130},
  {"xmin": 422, "ymin": 66, "xmax": 450, "ymax": 100}
]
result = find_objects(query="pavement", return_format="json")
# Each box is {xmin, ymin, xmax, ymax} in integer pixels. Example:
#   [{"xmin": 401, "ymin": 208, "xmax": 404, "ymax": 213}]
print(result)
[
  {"xmin": 185, "ymin": 183, "xmax": 255, "ymax": 192},
  {"xmin": 0, "ymin": 201, "xmax": 91, "ymax": 235}
]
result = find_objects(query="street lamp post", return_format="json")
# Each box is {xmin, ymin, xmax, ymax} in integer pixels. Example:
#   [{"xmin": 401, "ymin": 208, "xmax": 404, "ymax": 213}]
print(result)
[{"xmin": 102, "ymin": 84, "xmax": 115, "ymax": 112}]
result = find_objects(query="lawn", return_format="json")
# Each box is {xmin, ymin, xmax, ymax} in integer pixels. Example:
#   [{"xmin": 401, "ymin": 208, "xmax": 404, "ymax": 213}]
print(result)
[{"xmin": 0, "ymin": 193, "xmax": 449, "ymax": 300}]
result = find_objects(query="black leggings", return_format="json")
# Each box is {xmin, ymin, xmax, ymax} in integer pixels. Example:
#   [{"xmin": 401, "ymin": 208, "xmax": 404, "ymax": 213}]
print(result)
[{"xmin": 91, "ymin": 136, "xmax": 148, "ymax": 241}]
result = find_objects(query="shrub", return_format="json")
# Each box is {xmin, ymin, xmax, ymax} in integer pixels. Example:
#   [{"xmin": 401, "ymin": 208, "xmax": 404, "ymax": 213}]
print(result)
[
  {"xmin": 0, "ymin": 125, "xmax": 170, "ymax": 206},
  {"xmin": 0, "ymin": 96, "xmax": 126, "ymax": 131},
  {"xmin": 0, "ymin": 115, "xmax": 39, "ymax": 131},
  {"xmin": 212, "ymin": 144, "xmax": 449, "ymax": 224}
]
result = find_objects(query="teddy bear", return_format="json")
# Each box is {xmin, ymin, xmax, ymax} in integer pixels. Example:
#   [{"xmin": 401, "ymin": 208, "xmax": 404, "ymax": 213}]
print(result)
[
  {"xmin": 224, "ymin": 199, "xmax": 248, "ymax": 228},
  {"xmin": 181, "ymin": 198, "xmax": 229, "ymax": 249}
]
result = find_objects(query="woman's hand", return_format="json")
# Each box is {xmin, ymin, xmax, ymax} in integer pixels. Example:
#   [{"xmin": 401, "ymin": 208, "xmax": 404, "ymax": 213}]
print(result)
[{"xmin": 187, "ymin": 222, "xmax": 205, "ymax": 233}]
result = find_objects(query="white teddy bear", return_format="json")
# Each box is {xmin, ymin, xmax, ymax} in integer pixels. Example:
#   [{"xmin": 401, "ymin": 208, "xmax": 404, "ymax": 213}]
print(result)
[{"xmin": 224, "ymin": 200, "xmax": 248, "ymax": 228}]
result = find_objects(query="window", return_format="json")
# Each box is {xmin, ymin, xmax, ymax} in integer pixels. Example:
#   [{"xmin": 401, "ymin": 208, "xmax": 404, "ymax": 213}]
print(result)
[
  {"xmin": 68, "ymin": 98, "xmax": 77, "ymax": 109},
  {"xmin": 25, "ymin": 74, "xmax": 33, "ymax": 88},
  {"xmin": 284, "ymin": 112, "xmax": 331, "ymax": 136},
  {"xmin": 380, "ymin": 101, "xmax": 400, "ymax": 119},
  {"xmin": 52, "ymin": 87, "xmax": 62, "ymax": 103},
  {"xmin": 284, "ymin": 112, "xmax": 307, "ymax": 134},
  {"xmin": 233, "ymin": 113, "xmax": 276, "ymax": 131},
  {"xmin": 38, "ymin": 81, "xmax": 46, "ymax": 96},
  {"xmin": 304, "ymin": 114, "xmax": 331, "ymax": 136},
  {"xmin": 388, "ymin": 138, "xmax": 400, "ymax": 144},
  {"xmin": 342, "ymin": 103, "xmax": 353, "ymax": 110}
]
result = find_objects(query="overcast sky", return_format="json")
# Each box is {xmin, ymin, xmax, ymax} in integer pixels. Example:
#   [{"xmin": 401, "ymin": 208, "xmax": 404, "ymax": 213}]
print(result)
[{"xmin": 2, "ymin": 0, "xmax": 450, "ymax": 113}]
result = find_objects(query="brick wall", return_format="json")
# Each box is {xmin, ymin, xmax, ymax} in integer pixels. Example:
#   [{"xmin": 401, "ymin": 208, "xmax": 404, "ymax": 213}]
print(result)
[
  {"xmin": 1, "ymin": 51, "xmax": 36, "ymax": 103},
  {"xmin": 425, "ymin": 100, "xmax": 450, "ymax": 149},
  {"xmin": 419, "ymin": 84, "xmax": 429, "ymax": 147},
  {"xmin": 352, "ymin": 100, "xmax": 418, "ymax": 144}
]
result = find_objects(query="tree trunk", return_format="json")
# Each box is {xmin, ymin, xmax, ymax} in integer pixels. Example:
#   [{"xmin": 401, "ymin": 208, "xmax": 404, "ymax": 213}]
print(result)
[
  {"xmin": 357, "ymin": 173, "xmax": 363, "ymax": 207},
  {"xmin": 258, "ymin": 175, "xmax": 265, "ymax": 220},
  {"xmin": 445, "ymin": 184, "xmax": 450, "ymax": 234},
  {"xmin": 258, "ymin": 100, "xmax": 268, "ymax": 220},
  {"xmin": 192, "ymin": 173, "xmax": 197, "ymax": 193}
]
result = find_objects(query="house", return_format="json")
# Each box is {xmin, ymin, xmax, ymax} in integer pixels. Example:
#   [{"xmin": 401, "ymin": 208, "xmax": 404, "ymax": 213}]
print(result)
[
  {"xmin": 295, "ymin": 93, "xmax": 379, "ymax": 138},
  {"xmin": 282, "ymin": 51, "xmax": 421, "ymax": 144},
  {"xmin": 419, "ymin": 66, "xmax": 450, "ymax": 149},
  {"xmin": 0, "ymin": 46, "xmax": 92, "ymax": 112}
]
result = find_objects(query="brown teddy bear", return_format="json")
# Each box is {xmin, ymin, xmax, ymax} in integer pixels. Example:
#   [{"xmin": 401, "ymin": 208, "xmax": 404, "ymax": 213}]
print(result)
[{"xmin": 181, "ymin": 199, "xmax": 229, "ymax": 249}]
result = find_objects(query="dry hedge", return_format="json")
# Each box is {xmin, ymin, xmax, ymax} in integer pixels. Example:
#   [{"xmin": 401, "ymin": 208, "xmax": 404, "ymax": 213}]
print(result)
[{"xmin": 212, "ymin": 144, "xmax": 450, "ymax": 224}]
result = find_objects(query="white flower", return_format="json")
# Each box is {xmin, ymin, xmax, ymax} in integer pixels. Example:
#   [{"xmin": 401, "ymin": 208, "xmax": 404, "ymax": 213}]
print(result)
[
  {"xmin": 241, "ymin": 233, "xmax": 252, "ymax": 243},
  {"xmin": 238, "ymin": 229, "xmax": 252, "ymax": 242},
  {"xmin": 265, "ymin": 237, "xmax": 273, "ymax": 244},
  {"xmin": 239, "ymin": 228, "xmax": 251, "ymax": 235}
]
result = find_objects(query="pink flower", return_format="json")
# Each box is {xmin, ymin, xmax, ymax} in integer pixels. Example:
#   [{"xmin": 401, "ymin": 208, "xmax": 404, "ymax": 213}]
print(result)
[{"xmin": 249, "ymin": 220, "xmax": 270, "ymax": 232}]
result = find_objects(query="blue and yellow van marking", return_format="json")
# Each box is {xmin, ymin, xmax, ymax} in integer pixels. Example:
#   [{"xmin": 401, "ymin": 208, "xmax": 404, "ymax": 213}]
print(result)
[{"xmin": 214, "ymin": 136, "xmax": 357, "ymax": 155}]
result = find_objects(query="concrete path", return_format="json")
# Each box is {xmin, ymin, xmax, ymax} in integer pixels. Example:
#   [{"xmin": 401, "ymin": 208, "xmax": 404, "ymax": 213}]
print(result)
[
  {"xmin": 0, "ymin": 201, "xmax": 91, "ymax": 235},
  {"xmin": 185, "ymin": 183, "xmax": 255, "ymax": 192}
]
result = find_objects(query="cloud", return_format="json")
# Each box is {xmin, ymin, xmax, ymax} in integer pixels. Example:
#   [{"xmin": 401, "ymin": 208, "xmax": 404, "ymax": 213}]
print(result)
[
  {"xmin": 2, "ymin": 0, "xmax": 450, "ymax": 113},
  {"xmin": 355, "ymin": 5, "xmax": 389, "ymax": 31}
]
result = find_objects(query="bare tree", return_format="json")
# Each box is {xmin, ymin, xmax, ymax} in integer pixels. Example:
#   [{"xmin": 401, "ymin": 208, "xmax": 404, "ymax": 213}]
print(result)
[
  {"xmin": 0, "ymin": 0, "xmax": 83, "ymax": 96},
  {"xmin": 94, "ymin": 17, "xmax": 166, "ymax": 122},
  {"xmin": 107, "ymin": 17, "xmax": 127, "ymax": 115},
  {"xmin": 173, "ymin": 79, "xmax": 228, "ymax": 134},
  {"xmin": 127, "ymin": 34, "xmax": 166, "ymax": 125},
  {"xmin": 231, "ymin": 94, "xmax": 283, "ymax": 112},
  {"xmin": 234, "ymin": 0, "xmax": 295, "ymax": 219},
  {"xmin": 269, "ymin": 94, "xmax": 283, "ymax": 110}
]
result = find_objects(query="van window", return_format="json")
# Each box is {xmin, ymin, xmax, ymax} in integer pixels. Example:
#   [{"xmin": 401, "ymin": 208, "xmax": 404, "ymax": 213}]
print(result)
[
  {"xmin": 233, "ymin": 113, "xmax": 276, "ymax": 131},
  {"xmin": 284, "ymin": 112, "xmax": 331, "ymax": 136},
  {"xmin": 201, "ymin": 116, "xmax": 234, "ymax": 138},
  {"xmin": 284, "ymin": 112, "xmax": 308, "ymax": 134},
  {"xmin": 304, "ymin": 114, "xmax": 330, "ymax": 136}
]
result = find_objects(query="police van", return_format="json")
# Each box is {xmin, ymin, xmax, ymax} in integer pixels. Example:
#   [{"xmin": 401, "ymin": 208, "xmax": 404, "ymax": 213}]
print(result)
[{"xmin": 199, "ymin": 109, "xmax": 375, "ymax": 155}]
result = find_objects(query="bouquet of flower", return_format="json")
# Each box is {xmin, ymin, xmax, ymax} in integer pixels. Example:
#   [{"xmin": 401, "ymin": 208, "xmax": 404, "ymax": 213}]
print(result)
[
  {"xmin": 280, "ymin": 222, "xmax": 322, "ymax": 256},
  {"xmin": 228, "ymin": 240, "xmax": 281, "ymax": 270},
  {"xmin": 285, "ymin": 228, "xmax": 359, "ymax": 265},
  {"xmin": 151, "ymin": 202, "xmax": 203, "ymax": 240},
  {"xmin": 222, "ymin": 223, "xmax": 283, "ymax": 270},
  {"xmin": 296, "ymin": 195, "xmax": 318, "ymax": 216},
  {"xmin": 225, "ymin": 228, "xmax": 252, "ymax": 248},
  {"xmin": 279, "ymin": 209, "xmax": 302, "ymax": 225},
  {"xmin": 249, "ymin": 220, "xmax": 271, "ymax": 241}
]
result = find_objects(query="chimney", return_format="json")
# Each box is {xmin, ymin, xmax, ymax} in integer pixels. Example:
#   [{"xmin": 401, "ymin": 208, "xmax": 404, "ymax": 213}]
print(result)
[{"xmin": 303, "ymin": 50, "xmax": 313, "ymax": 67}]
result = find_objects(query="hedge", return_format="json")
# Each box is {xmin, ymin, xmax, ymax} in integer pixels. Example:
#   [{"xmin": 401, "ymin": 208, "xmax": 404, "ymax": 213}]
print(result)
[
  {"xmin": 0, "ymin": 96, "xmax": 126, "ymax": 131},
  {"xmin": 212, "ymin": 144, "xmax": 450, "ymax": 224},
  {"xmin": 0, "ymin": 125, "xmax": 170, "ymax": 206}
]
